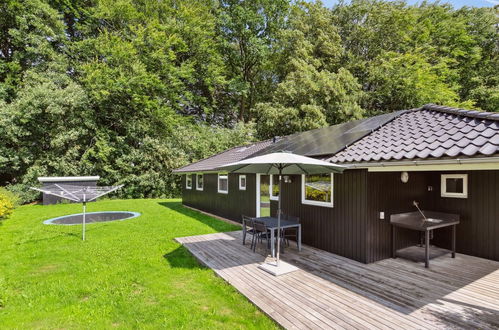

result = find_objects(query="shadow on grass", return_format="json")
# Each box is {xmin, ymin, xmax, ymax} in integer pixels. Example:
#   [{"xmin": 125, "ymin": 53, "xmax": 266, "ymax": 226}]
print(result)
[
  {"xmin": 163, "ymin": 245, "xmax": 206, "ymax": 270},
  {"xmin": 16, "ymin": 230, "xmax": 87, "ymax": 245},
  {"xmin": 158, "ymin": 201, "xmax": 240, "ymax": 232},
  {"xmin": 17, "ymin": 221, "xmax": 104, "ymax": 245}
]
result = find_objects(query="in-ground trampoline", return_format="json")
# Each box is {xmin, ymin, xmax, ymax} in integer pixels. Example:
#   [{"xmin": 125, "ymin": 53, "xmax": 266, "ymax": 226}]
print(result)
[{"xmin": 44, "ymin": 211, "xmax": 140, "ymax": 225}]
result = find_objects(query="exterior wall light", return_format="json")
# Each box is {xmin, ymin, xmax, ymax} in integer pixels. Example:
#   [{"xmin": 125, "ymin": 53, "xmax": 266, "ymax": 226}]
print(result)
[{"xmin": 401, "ymin": 171, "xmax": 409, "ymax": 183}]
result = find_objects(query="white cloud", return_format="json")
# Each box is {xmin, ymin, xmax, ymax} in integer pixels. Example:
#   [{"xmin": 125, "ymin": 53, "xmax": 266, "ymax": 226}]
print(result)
[{"xmin": 485, "ymin": 0, "xmax": 499, "ymax": 5}]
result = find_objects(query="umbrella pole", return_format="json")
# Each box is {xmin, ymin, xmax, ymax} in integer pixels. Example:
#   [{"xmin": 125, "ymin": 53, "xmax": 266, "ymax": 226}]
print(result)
[
  {"xmin": 82, "ymin": 194, "xmax": 86, "ymax": 241},
  {"xmin": 276, "ymin": 167, "xmax": 282, "ymax": 267}
]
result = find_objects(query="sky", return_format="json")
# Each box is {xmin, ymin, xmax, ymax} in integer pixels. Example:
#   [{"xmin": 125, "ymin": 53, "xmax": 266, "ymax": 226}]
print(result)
[{"xmin": 319, "ymin": 0, "xmax": 498, "ymax": 8}]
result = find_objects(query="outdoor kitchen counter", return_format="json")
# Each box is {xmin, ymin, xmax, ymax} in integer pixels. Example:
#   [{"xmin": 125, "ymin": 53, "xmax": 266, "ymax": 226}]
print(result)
[
  {"xmin": 391, "ymin": 211, "xmax": 460, "ymax": 231},
  {"xmin": 390, "ymin": 211, "xmax": 460, "ymax": 268}
]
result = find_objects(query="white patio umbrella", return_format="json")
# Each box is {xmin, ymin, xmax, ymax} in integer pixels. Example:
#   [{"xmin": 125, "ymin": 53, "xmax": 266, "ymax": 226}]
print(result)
[{"xmin": 217, "ymin": 152, "xmax": 345, "ymax": 275}]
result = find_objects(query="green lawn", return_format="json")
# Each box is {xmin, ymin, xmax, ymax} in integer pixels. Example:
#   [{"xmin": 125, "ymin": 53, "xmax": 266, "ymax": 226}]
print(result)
[{"xmin": 0, "ymin": 199, "xmax": 277, "ymax": 329}]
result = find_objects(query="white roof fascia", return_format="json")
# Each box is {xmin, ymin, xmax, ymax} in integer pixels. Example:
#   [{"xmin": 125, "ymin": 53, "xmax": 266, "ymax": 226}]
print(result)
[{"xmin": 38, "ymin": 176, "xmax": 101, "ymax": 183}]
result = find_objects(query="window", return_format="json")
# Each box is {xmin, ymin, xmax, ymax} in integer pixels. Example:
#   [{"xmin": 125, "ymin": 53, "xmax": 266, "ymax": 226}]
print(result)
[
  {"xmin": 185, "ymin": 174, "xmax": 192, "ymax": 189},
  {"xmin": 239, "ymin": 175, "xmax": 246, "ymax": 190},
  {"xmin": 218, "ymin": 173, "xmax": 228, "ymax": 194},
  {"xmin": 269, "ymin": 175, "xmax": 279, "ymax": 200},
  {"xmin": 441, "ymin": 174, "xmax": 468, "ymax": 198},
  {"xmin": 196, "ymin": 174, "xmax": 204, "ymax": 191},
  {"xmin": 301, "ymin": 173, "xmax": 334, "ymax": 207}
]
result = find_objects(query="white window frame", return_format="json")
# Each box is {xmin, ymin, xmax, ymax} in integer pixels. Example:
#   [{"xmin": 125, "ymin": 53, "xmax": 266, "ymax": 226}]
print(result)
[
  {"xmin": 239, "ymin": 175, "xmax": 247, "ymax": 190},
  {"xmin": 269, "ymin": 175, "xmax": 279, "ymax": 201},
  {"xmin": 441, "ymin": 174, "xmax": 468, "ymax": 198},
  {"xmin": 256, "ymin": 173, "xmax": 261, "ymax": 217},
  {"xmin": 217, "ymin": 173, "xmax": 229, "ymax": 194},
  {"xmin": 185, "ymin": 174, "xmax": 192, "ymax": 189},
  {"xmin": 196, "ymin": 173, "xmax": 204, "ymax": 191},
  {"xmin": 301, "ymin": 173, "xmax": 334, "ymax": 208}
]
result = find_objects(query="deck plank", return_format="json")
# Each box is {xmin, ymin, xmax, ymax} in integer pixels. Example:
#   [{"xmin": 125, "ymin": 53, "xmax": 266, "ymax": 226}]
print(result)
[{"xmin": 176, "ymin": 231, "xmax": 499, "ymax": 330}]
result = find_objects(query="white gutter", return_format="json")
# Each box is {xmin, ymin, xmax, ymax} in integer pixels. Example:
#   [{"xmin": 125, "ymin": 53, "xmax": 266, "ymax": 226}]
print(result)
[
  {"xmin": 344, "ymin": 157, "xmax": 499, "ymax": 172},
  {"xmin": 173, "ymin": 170, "xmax": 220, "ymax": 175},
  {"xmin": 176, "ymin": 157, "xmax": 499, "ymax": 174},
  {"xmin": 38, "ymin": 176, "xmax": 100, "ymax": 183}
]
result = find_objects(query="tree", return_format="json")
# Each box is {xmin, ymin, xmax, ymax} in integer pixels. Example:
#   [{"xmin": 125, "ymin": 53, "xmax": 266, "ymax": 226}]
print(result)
[
  {"xmin": 0, "ymin": 0, "xmax": 65, "ymax": 101},
  {"xmin": 366, "ymin": 51, "xmax": 466, "ymax": 112},
  {"xmin": 455, "ymin": 6, "xmax": 499, "ymax": 111},
  {"xmin": 74, "ymin": 0, "xmax": 228, "ymax": 123},
  {"xmin": 218, "ymin": 0, "xmax": 289, "ymax": 122},
  {"xmin": 332, "ymin": 0, "xmax": 415, "ymax": 87},
  {"xmin": 255, "ymin": 1, "xmax": 364, "ymax": 138},
  {"xmin": 330, "ymin": 0, "xmax": 498, "ymax": 113},
  {"xmin": 0, "ymin": 61, "xmax": 92, "ymax": 189}
]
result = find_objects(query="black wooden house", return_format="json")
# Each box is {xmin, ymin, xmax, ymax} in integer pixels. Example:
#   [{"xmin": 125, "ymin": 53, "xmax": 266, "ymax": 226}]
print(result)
[{"xmin": 174, "ymin": 104, "xmax": 499, "ymax": 263}]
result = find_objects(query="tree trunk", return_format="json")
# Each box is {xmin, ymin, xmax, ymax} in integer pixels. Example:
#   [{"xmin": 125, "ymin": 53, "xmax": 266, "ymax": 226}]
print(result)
[{"xmin": 239, "ymin": 94, "xmax": 245, "ymax": 122}]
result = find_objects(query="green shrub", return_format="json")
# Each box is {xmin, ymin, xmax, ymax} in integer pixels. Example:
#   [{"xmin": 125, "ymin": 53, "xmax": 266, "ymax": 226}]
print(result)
[
  {"xmin": 0, "ymin": 188, "xmax": 18, "ymax": 219},
  {"xmin": 260, "ymin": 183, "xmax": 269, "ymax": 195},
  {"xmin": 4, "ymin": 184, "xmax": 38, "ymax": 205}
]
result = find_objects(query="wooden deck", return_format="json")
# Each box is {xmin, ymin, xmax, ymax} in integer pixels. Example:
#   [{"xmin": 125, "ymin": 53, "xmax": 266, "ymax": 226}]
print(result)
[{"xmin": 176, "ymin": 231, "xmax": 499, "ymax": 329}]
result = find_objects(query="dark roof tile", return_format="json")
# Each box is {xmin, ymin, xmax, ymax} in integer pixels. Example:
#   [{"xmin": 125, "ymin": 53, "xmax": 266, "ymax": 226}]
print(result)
[
  {"xmin": 415, "ymin": 142, "xmax": 429, "ymax": 151},
  {"xmin": 405, "ymin": 149, "xmax": 419, "ymax": 159},
  {"xmin": 424, "ymin": 135, "xmax": 437, "ymax": 142},
  {"xmin": 461, "ymin": 144, "xmax": 480, "ymax": 156},
  {"xmin": 461, "ymin": 126, "xmax": 473, "ymax": 134},
  {"xmin": 441, "ymin": 139, "xmax": 455, "ymax": 149},
  {"xmin": 472, "ymin": 136, "xmax": 488, "ymax": 147},
  {"xmin": 437, "ymin": 134, "xmax": 452, "ymax": 143},
  {"xmin": 403, "ymin": 144, "xmax": 414, "ymax": 152},
  {"xmin": 482, "ymin": 128, "xmax": 496, "ymax": 138},
  {"xmin": 413, "ymin": 136, "xmax": 425, "ymax": 145},
  {"xmin": 479, "ymin": 143, "xmax": 498, "ymax": 155},
  {"xmin": 456, "ymin": 138, "xmax": 471, "ymax": 148},
  {"xmin": 382, "ymin": 151, "xmax": 395, "ymax": 160},
  {"xmin": 417, "ymin": 149, "xmax": 432, "ymax": 158},
  {"xmin": 328, "ymin": 104, "xmax": 498, "ymax": 164},
  {"xmin": 392, "ymin": 144, "xmax": 404, "ymax": 153},
  {"xmin": 450, "ymin": 132, "xmax": 464, "ymax": 141},
  {"xmin": 393, "ymin": 150, "xmax": 406, "ymax": 160},
  {"xmin": 428, "ymin": 140, "xmax": 442, "ymax": 150},
  {"xmin": 474, "ymin": 123, "xmax": 487, "ymax": 132},
  {"xmin": 465, "ymin": 130, "xmax": 480, "ymax": 140},
  {"xmin": 445, "ymin": 146, "xmax": 462, "ymax": 157},
  {"xmin": 430, "ymin": 147, "xmax": 446, "ymax": 158}
]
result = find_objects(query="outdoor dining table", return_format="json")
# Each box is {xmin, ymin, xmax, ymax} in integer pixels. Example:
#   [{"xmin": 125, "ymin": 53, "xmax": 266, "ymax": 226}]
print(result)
[{"xmin": 242, "ymin": 216, "xmax": 302, "ymax": 258}]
